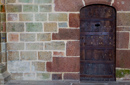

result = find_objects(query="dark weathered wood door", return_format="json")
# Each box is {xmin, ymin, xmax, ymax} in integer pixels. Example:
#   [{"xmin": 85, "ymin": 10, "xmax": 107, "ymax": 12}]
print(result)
[{"xmin": 80, "ymin": 4, "xmax": 116, "ymax": 81}]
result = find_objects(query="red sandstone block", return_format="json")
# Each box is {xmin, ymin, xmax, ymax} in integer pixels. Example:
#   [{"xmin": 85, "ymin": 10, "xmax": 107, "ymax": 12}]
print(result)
[
  {"xmin": 113, "ymin": 0, "xmax": 130, "ymax": 11},
  {"xmin": 53, "ymin": 52, "xmax": 64, "ymax": 56},
  {"xmin": 54, "ymin": 0, "xmax": 83, "ymax": 12},
  {"xmin": 69, "ymin": 13, "xmax": 80, "ymax": 28},
  {"xmin": 116, "ymin": 50, "xmax": 130, "ymax": 68},
  {"xmin": 52, "ymin": 29, "xmax": 80, "ymax": 40},
  {"xmin": 64, "ymin": 73, "xmax": 80, "ymax": 80},
  {"xmin": 117, "ymin": 27, "xmax": 130, "ymax": 31},
  {"xmin": 66, "ymin": 41, "xmax": 80, "ymax": 56},
  {"xmin": 84, "ymin": 0, "xmax": 111, "ymax": 5},
  {"xmin": 8, "ymin": 33, "xmax": 19, "ymax": 42},
  {"xmin": 52, "ymin": 74, "xmax": 62, "ymax": 80},
  {"xmin": 116, "ymin": 32, "xmax": 129, "ymax": 48},
  {"xmin": 47, "ymin": 57, "xmax": 80, "ymax": 72}
]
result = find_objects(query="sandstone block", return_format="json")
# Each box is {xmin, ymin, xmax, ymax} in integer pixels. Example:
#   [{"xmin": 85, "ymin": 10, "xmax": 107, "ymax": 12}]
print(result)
[
  {"xmin": 23, "ymin": 73, "xmax": 35, "ymax": 80},
  {"xmin": 113, "ymin": 0, "xmax": 130, "ymax": 11},
  {"xmin": 8, "ymin": 14, "xmax": 18, "ymax": 21},
  {"xmin": 19, "ymin": 14, "xmax": 33, "ymax": 21},
  {"xmin": 35, "ymin": 13, "xmax": 47, "ymax": 21},
  {"xmin": 45, "ymin": 42, "xmax": 65, "ymax": 50},
  {"xmin": 26, "ymin": 23, "xmax": 43, "ymax": 32},
  {"xmin": 39, "ymin": 5, "xmax": 52, "ymax": 12},
  {"xmin": 26, "ymin": 43, "xmax": 43, "ymax": 50},
  {"xmin": 54, "ymin": 0, "xmax": 83, "ymax": 11},
  {"xmin": 11, "ymin": 73, "xmax": 23, "ymax": 80},
  {"xmin": 38, "ymin": 51, "xmax": 52, "ymax": 61},
  {"xmin": 53, "ymin": 51, "xmax": 64, "ymax": 57},
  {"xmin": 116, "ymin": 32, "xmax": 129, "ymax": 48},
  {"xmin": 47, "ymin": 57, "xmax": 80, "ymax": 72},
  {"xmin": 20, "ymin": 33, "xmax": 35, "ymax": 42},
  {"xmin": 49, "ymin": 13, "xmax": 67, "ymax": 21},
  {"xmin": 37, "ymin": 73, "xmax": 51, "ymax": 80},
  {"xmin": 6, "ymin": 0, "xmax": 16, "ymax": 3},
  {"xmin": 34, "ymin": 0, "xmax": 52, "ymax": 3},
  {"xmin": 18, "ymin": 0, "xmax": 32, "ymax": 3},
  {"xmin": 37, "ymin": 33, "xmax": 51, "ymax": 41},
  {"xmin": 84, "ymin": 0, "xmax": 111, "ymax": 5},
  {"xmin": 20, "ymin": 51, "xmax": 37, "ymax": 60},
  {"xmin": 64, "ymin": 73, "xmax": 79, "ymax": 80},
  {"xmin": 52, "ymin": 29, "xmax": 80, "ymax": 40},
  {"xmin": 52, "ymin": 74, "xmax": 62, "ymax": 80},
  {"xmin": 117, "ymin": 13, "xmax": 130, "ymax": 26},
  {"xmin": 58, "ymin": 22, "xmax": 68, "ymax": 28},
  {"xmin": 44, "ymin": 23, "xmax": 57, "ymax": 32},
  {"xmin": 8, "ymin": 51, "xmax": 19, "ymax": 61},
  {"xmin": 66, "ymin": 41, "xmax": 80, "ymax": 56},
  {"xmin": 8, "ymin": 33, "xmax": 19, "ymax": 42},
  {"xmin": 6, "ymin": 5, "xmax": 22, "ymax": 12},
  {"xmin": 7, "ymin": 43, "xmax": 24, "ymax": 50},
  {"xmin": 32, "ymin": 62, "xmax": 45, "ymax": 72},
  {"xmin": 8, "ymin": 61, "xmax": 30, "ymax": 72},
  {"xmin": 6, "ymin": 23, "xmax": 24, "ymax": 32},
  {"xmin": 117, "ymin": 50, "xmax": 130, "ymax": 68},
  {"xmin": 23, "ymin": 5, "xmax": 38, "ymax": 12},
  {"xmin": 69, "ymin": 13, "xmax": 80, "ymax": 27}
]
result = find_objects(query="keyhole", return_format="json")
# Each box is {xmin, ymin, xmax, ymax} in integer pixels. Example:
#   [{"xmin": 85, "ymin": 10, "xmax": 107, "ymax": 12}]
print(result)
[{"xmin": 95, "ymin": 24, "xmax": 100, "ymax": 27}]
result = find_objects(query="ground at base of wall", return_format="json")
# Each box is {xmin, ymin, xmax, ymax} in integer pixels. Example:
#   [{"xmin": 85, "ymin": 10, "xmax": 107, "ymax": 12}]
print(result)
[{"xmin": 6, "ymin": 80, "xmax": 130, "ymax": 85}]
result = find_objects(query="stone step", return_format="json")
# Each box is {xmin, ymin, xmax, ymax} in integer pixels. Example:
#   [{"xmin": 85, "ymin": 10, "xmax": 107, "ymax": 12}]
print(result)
[
  {"xmin": 6, "ymin": 80, "xmax": 73, "ymax": 85},
  {"xmin": 0, "ymin": 71, "xmax": 11, "ymax": 84},
  {"xmin": 0, "ymin": 64, "xmax": 11, "ymax": 84},
  {"xmin": 6, "ymin": 81, "xmax": 130, "ymax": 85},
  {"xmin": 73, "ymin": 81, "xmax": 130, "ymax": 85}
]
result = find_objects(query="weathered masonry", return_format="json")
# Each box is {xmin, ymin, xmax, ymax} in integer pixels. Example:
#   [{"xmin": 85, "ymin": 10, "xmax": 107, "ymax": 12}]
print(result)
[{"xmin": 0, "ymin": 0, "xmax": 130, "ymax": 84}]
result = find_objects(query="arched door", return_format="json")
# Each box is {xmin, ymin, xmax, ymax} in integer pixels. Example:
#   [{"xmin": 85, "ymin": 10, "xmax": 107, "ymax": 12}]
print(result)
[{"xmin": 80, "ymin": 4, "xmax": 116, "ymax": 81}]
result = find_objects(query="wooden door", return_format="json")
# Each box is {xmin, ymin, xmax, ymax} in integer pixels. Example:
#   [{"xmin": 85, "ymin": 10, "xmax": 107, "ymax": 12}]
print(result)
[{"xmin": 80, "ymin": 4, "xmax": 116, "ymax": 81}]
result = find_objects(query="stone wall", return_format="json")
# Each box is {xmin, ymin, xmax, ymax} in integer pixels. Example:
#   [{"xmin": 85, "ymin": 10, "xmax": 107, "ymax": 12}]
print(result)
[
  {"xmin": 3, "ymin": 0, "xmax": 130, "ymax": 81},
  {"xmin": 6, "ymin": 0, "xmax": 79, "ymax": 80},
  {"xmin": 113, "ymin": 0, "xmax": 130, "ymax": 80},
  {"xmin": 0, "ymin": 0, "xmax": 6, "ymax": 64}
]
